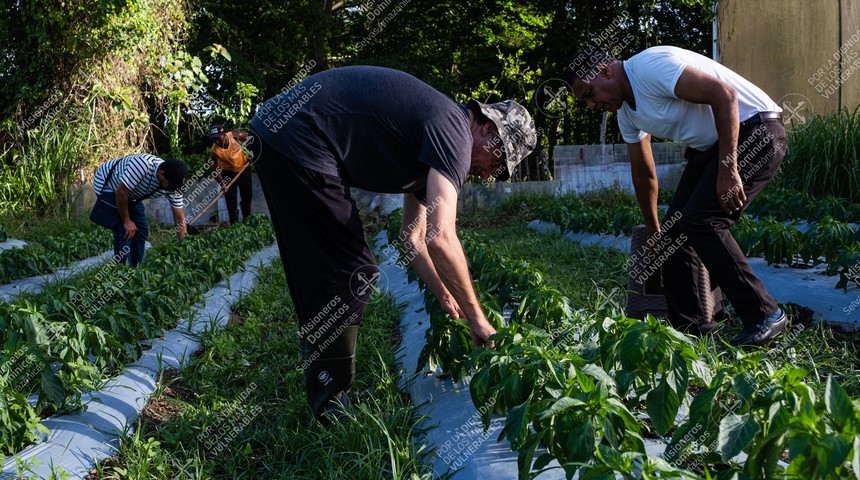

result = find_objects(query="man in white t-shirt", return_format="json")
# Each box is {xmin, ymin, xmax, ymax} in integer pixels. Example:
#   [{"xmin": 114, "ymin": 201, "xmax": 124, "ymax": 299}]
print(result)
[{"xmin": 567, "ymin": 46, "xmax": 787, "ymax": 346}]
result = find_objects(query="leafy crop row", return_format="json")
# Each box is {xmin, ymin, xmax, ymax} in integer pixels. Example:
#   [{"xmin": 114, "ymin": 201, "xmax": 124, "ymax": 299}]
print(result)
[
  {"xmin": 386, "ymin": 212, "xmax": 860, "ymax": 479},
  {"xmin": 537, "ymin": 199, "xmax": 645, "ymax": 237},
  {"xmin": 575, "ymin": 186, "xmax": 860, "ymax": 225},
  {"xmin": 0, "ymin": 229, "xmax": 113, "ymax": 285},
  {"xmin": 534, "ymin": 200, "xmax": 860, "ymax": 291},
  {"xmin": 0, "ymin": 215, "xmax": 274, "ymax": 455},
  {"xmin": 733, "ymin": 216, "xmax": 860, "ymax": 289},
  {"xmin": 745, "ymin": 187, "xmax": 860, "ymax": 224}
]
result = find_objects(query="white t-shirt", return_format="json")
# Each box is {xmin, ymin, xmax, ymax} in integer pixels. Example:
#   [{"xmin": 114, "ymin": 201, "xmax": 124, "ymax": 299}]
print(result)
[{"xmin": 618, "ymin": 46, "xmax": 780, "ymax": 150}]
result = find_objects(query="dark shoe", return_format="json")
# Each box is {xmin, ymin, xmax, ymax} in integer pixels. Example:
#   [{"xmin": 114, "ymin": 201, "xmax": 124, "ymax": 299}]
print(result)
[
  {"xmin": 698, "ymin": 321, "xmax": 719, "ymax": 335},
  {"xmin": 302, "ymin": 325, "xmax": 358, "ymax": 422},
  {"xmin": 730, "ymin": 308, "xmax": 787, "ymax": 346},
  {"xmin": 306, "ymin": 355, "xmax": 355, "ymax": 420}
]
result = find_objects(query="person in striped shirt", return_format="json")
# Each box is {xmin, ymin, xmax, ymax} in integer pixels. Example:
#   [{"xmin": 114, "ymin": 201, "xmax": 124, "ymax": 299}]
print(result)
[{"xmin": 93, "ymin": 154, "xmax": 188, "ymax": 266}]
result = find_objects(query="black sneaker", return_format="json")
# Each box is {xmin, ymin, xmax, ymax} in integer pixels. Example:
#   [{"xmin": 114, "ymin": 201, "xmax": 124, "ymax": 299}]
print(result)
[
  {"xmin": 698, "ymin": 321, "xmax": 719, "ymax": 335},
  {"xmin": 730, "ymin": 308, "xmax": 787, "ymax": 347}
]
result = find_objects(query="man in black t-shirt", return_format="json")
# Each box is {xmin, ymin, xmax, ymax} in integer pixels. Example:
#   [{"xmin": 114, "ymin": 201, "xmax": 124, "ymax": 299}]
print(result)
[{"xmin": 248, "ymin": 66, "xmax": 536, "ymax": 422}]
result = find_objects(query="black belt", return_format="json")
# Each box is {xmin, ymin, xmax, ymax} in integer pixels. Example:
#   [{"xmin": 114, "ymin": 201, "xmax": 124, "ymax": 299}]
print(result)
[{"xmin": 740, "ymin": 111, "xmax": 781, "ymax": 127}]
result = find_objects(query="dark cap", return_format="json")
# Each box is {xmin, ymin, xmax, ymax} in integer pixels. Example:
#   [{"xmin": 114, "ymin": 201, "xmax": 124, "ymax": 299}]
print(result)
[
  {"xmin": 209, "ymin": 124, "xmax": 225, "ymax": 139},
  {"xmin": 468, "ymin": 99, "xmax": 537, "ymax": 176}
]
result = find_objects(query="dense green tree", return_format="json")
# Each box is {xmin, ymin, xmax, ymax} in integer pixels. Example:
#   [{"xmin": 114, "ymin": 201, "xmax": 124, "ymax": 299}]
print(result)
[
  {"xmin": 344, "ymin": 0, "xmax": 715, "ymax": 177},
  {"xmin": 0, "ymin": 0, "xmax": 715, "ymax": 213}
]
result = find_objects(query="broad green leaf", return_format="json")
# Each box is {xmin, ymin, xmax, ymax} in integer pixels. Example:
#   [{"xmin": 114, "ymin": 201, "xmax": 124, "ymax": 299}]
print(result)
[
  {"xmin": 615, "ymin": 370, "xmax": 636, "ymax": 396},
  {"xmin": 40, "ymin": 368, "xmax": 65, "ymax": 406},
  {"xmin": 533, "ymin": 452, "xmax": 555, "ymax": 471},
  {"xmin": 647, "ymin": 454, "xmax": 687, "ymax": 474},
  {"xmin": 689, "ymin": 386, "xmax": 719, "ymax": 422},
  {"xmin": 538, "ymin": 397, "xmax": 584, "ymax": 420},
  {"xmin": 618, "ymin": 327, "xmax": 644, "ymax": 372},
  {"xmin": 502, "ymin": 371, "xmax": 524, "ymax": 407},
  {"xmin": 816, "ymin": 433, "xmax": 851, "ymax": 479},
  {"xmin": 719, "ymin": 413, "xmax": 760, "ymax": 461},
  {"xmin": 712, "ymin": 469, "xmax": 750, "ymax": 480},
  {"xmin": 645, "ymin": 351, "xmax": 688, "ymax": 436},
  {"xmin": 766, "ymin": 401, "xmax": 790, "ymax": 433},
  {"xmin": 788, "ymin": 429, "xmax": 813, "ymax": 459},
  {"xmin": 22, "ymin": 312, "xmax": 48, "ymax": 346},
  {"xmin": 646, "ymin": 376, "xmax": 681, "ymax": 436},
  {"xmin": 581, "ymin": 363, "xmax": 615, "ymax": 388},
  {"xmin": 665, "ymin": 417, "xmax": 715, "ymax": 465},
  {"xmin": 514, "ymin": 431, "xmax": 541, "ymax": 480},
  {"xmin": 744, "ymin": 431, "xmax": 785, "ymax": 479},
  {"xmin": 469, "ymin": 368, "xmax": 491, "ymax": 424},
  {"xmin": 606, "ymin": 397, "xmax": 642, "ymax": 433},
  {"xmin": 562, "ymin": 418, "xmax": 595, "ymax": 464},
  {"xmin": 501, "ymin": 400, "xmax": 530, "ymax": 449},
  {"xmin": 576, "ymin": 368, "xmax": 596, "ymax": 392},
  {"xmin": 825, "ymin": 375, "xmax": 853, "ymax": 425},
  {"xmin": 691, "ymin": 359, "xmax": 714, "ymax": 385},
  {"xmin": 600, "ymin": 410, "xmax": 635, "ymax": 451},
  {"xmin": 666, "ymin": 350, "xmax": 689, "ymax": 396},
  {"xmin": 731, "ymin": 373, "xmax": 755, "ymax": 406},
  {"xmin": 596, "ymin": 444, "xmax": 626, "ymax": 470}
]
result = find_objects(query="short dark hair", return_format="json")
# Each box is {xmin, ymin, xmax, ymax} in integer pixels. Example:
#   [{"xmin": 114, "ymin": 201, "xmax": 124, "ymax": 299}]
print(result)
[
  {"xmin": 466, "ymin": 100, "xmax": 493, "ymax": 126},
  {"xmin": 160, "ymin": 157, "xmax": 188, "ymax": 190},
  {"xmin": 566, "ymin": 49, "xmax": 616, "ymax": 84}
]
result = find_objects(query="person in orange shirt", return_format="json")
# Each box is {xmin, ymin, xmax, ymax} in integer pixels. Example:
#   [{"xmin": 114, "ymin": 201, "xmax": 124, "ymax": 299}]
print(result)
[{"xmin": 209, "ymin": 124, "xmax": 252, "ymax": 224}]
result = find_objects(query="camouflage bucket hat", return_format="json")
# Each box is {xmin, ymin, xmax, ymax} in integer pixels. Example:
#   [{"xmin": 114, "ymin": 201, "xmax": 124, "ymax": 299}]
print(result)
[{"xmin": 468, "ymin": 99, "xmax": 537, "ymax": 176}]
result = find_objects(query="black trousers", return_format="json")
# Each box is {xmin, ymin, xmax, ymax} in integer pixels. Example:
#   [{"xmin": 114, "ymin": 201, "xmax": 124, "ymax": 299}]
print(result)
[
  {"xmin": 222, "ymin": 168, "xmax": 252, "ymax": 224},
  {"xmin": 248, "ymin": 131, "xmax": 376, "ymax": 341},
  {"xmin": 662, "ymin": 119, "xmax": 786, "ymax": 327}
]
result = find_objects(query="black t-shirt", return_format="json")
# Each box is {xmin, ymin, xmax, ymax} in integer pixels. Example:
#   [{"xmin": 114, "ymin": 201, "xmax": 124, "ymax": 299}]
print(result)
[{"xmin": 250, "ymin": 66, "xmax": 472, "ymax": 200}]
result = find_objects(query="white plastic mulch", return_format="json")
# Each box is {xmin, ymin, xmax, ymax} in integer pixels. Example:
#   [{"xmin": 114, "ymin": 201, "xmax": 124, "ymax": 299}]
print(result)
[
  {"xmin": 0, "ymin": 244, "xmax": 279, "ymax": 480},
  {"xmin": 0, "ymin": 248, "xmax": 132, "ymax": 304},
  {"xmin": 0, "ymin": 239, "xmax": 28, "ymax": 253}
]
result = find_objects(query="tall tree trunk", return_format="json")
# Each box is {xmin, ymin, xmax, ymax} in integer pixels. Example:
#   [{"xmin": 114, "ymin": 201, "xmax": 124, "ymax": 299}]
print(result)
[{"xmin": 309, "ymin": 0, "xmax": 336, "ymax": 72}]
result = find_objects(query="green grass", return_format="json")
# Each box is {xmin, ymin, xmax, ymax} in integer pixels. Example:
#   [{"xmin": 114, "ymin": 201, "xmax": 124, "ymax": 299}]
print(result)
[
  {"xmin": 0, "ymin": 212, "xmax": 97, "ymax": 243},
  {"xmin": 775, "ymin": 106, "xmax": 860, "ymax": 202},
  {"xmin": 463, "ymin": 222, "xmax": 629, "ymax": 311},
  {"xmin": 93, "ymin": 260, "xmax": 436, "ymax": 479},
  {"xmin": 0, "ymin": 120, "xmax": 86, "ymax": 217}
]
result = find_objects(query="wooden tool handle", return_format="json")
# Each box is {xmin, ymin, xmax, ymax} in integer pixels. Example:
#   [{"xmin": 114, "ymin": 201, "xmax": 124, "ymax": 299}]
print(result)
[{"xmin": 187, "ymin": 164, "xmax": 250, "ymax": 225}]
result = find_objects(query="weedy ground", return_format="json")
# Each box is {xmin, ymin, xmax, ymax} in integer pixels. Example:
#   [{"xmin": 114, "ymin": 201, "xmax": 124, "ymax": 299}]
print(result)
[
  {"xmin": 0, "ymin": 212, "xmax": 99, "ymax": 242},
  {"xmin": 88, "ymin": 262, "xmax": 437, "ymax": 480}
]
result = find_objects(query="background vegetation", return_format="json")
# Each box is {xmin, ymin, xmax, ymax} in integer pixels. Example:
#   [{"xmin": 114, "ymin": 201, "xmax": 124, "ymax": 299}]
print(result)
[{"xmin": 0, "ymin": 0, "xmax": 716, "ymax": 216}]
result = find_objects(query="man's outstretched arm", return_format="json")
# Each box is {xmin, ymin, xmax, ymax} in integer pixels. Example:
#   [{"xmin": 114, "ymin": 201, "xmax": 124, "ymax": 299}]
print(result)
[
  {"xmin": 398, "ymin": 193, "xmax": 465, "ymax": 320},
  {"xmin": 627, "ymin": 134, "xmax": 660, "ymax": 236},
  {"xmin": 422, "ymin": 168, "xmax": 496, "ymax": 348}
]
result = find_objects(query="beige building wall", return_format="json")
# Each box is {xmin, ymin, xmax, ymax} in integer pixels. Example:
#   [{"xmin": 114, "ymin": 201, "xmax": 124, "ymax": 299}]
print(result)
[{"xmin": 719, "ymin": 0, "xmax": 860, "ymax": 122}]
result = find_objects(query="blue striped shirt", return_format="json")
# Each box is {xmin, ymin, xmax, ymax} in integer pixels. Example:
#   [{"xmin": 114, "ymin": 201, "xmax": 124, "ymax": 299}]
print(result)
[{"xmin": 93, "ymin": 154, "xmax": 183, "ymax": 209}]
